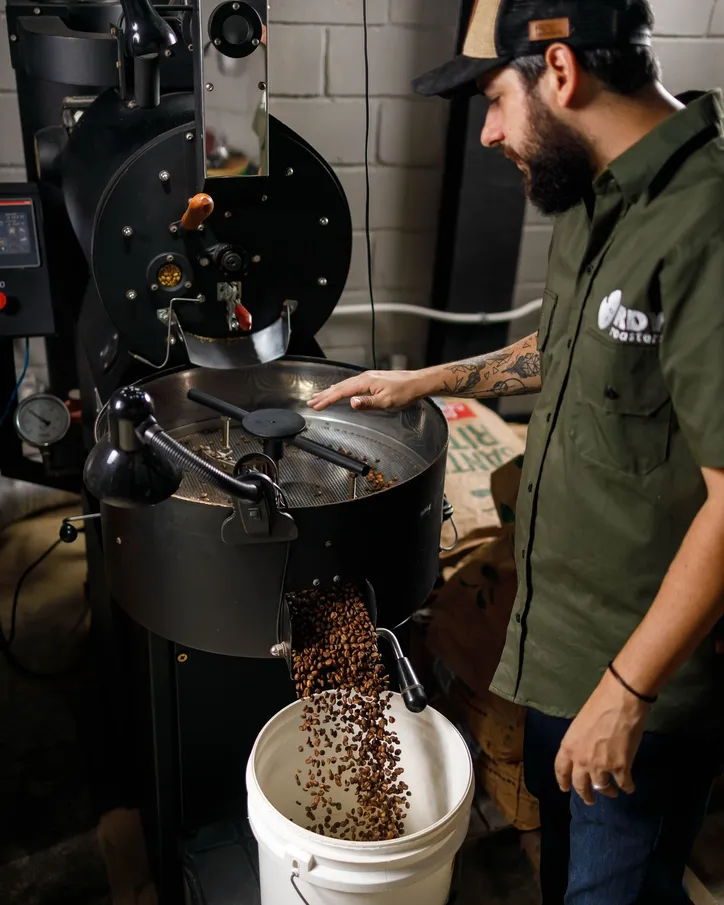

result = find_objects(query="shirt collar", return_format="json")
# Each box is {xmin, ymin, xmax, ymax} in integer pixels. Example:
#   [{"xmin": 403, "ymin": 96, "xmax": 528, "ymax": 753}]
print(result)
[{"xmin": 594, "ymin": 89, "xmax": 724, "ymax": 203}]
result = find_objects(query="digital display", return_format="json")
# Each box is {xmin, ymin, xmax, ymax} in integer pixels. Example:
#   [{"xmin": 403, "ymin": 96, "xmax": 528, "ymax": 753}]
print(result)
[{"xmin": 0, "ymin": 199, "xmax": 40, "ymax": 268}]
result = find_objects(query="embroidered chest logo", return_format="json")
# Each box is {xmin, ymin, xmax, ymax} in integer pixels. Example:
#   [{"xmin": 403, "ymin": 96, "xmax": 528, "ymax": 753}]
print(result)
[{"xmin": 597, "ymin": 290, "xmax": 664, "ymax": 345}]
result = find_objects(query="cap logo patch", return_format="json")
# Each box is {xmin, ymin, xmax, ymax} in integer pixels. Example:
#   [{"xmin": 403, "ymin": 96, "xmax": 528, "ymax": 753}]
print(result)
[{"xmin": 529, "ymin": 17, "xmax": 571, "ymax": 41}]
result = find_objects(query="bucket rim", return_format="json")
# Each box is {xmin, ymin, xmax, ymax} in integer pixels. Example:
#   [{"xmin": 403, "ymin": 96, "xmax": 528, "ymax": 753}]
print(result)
[{"xmin": 247, "ymin": 691, "xmax": 475, "ymax": 850}]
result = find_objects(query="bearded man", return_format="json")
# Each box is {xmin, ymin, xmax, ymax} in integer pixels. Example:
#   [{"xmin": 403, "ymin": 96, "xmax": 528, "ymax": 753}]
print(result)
[{"xmin": 307, "ymin": 2, "xmax": 724, "ymax": 903}]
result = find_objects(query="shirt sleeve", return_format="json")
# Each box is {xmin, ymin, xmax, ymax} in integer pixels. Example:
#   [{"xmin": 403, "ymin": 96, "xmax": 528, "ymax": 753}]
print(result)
[{"xmin": 659, "ymin": 239, "xmax": 724, "ymax": 468}]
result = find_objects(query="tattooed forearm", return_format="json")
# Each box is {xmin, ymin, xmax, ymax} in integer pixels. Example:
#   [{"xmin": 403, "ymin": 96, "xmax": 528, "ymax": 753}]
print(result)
[{"xmin": 438, "ymin": 334, "xmax": 542, "ymax": 399}]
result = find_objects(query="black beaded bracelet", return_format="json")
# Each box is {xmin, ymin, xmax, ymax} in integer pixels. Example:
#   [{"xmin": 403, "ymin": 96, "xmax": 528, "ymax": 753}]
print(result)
[{"xmin": 608, "ymin": 661, "xmax": 658, "ymax": 705}]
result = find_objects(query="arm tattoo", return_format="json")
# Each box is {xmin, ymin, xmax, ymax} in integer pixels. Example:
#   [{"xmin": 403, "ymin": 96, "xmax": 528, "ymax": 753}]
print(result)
[{"xmin": 441, "ymin": 340, "xmax": 541, "ymax": 399}]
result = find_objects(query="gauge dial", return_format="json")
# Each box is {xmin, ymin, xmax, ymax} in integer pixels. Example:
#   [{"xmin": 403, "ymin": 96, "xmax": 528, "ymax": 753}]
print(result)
[{"xmin": 14, "ymin": 394, "xmax": 71, "ymax": 448}]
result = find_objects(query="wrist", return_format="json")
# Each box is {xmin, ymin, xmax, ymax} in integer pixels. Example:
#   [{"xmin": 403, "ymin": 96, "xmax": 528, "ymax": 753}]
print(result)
[
  {"xmin": 413, "ymin": 366, "xmax": 446, "ymax": 398},
  {"xmin": 605, "ymin": 661, "xmax": 657, "ymax": 708}
]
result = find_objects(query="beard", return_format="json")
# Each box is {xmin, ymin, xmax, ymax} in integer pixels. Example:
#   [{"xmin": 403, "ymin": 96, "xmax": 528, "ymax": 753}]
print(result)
[{"xmin": 504, "ymin": 89, "xmax": 596, "ymax": 216}]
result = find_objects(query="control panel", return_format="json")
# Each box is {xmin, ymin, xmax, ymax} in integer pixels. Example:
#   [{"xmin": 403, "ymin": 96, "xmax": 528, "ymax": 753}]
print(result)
[{"xmin": 0, "ymin": 183, "xmax": 55, "ymax": 338}]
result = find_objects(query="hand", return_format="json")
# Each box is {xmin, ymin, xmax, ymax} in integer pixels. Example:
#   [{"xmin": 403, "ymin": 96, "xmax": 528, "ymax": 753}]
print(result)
[
  {"xmin": 554, "ymin": 668, "xmax": 651, "ymax": 806},
  {"xmin": 307, "ymin": 370, "xmax": 428, "ymax": 412}
]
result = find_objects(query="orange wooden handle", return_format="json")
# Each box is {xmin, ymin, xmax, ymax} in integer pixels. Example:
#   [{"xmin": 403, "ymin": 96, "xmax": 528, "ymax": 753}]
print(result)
[{"xmin": 181, "ymin": 193, "xmax": 214, "ymax": 231}]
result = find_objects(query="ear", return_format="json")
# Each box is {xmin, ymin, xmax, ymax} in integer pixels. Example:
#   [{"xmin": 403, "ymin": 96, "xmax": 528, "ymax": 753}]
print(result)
[{"xmin": 542, "ymin": 43, "xmax": 580, "ymax": 109}]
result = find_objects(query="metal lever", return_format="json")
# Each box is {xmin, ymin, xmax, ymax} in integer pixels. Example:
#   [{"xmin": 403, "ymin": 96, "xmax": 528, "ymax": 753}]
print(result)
[
  {"xmin": 186, "ymin": 389, "xmax": 371, "ymax": 477},
  {"xmin": 119, "ymin": 0, "xmax": 178, "ymax": 57},
  {"xmin": 376, "ymin": 627, "xmax": 428, "ymax": 713}
]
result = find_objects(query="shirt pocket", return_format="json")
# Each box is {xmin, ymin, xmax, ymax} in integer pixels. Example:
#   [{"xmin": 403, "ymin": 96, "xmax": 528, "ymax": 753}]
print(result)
[
  {"xmin": 536, "ymin": 288, "xmax": 558, "ymax": 353},
  {"xmin": 571, "ymin": 330, "xmax": 672, "ymax": 476}
]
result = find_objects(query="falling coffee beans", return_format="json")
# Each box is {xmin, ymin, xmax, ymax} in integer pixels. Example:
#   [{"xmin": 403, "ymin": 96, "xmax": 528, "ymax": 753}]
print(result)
[{"xmin": 287, "ymin": 584, "xmax": 408, "ymax": 841}]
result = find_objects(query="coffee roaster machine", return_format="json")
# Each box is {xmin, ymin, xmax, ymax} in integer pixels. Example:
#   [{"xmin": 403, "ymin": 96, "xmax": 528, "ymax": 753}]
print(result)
[{"xmin": 0, "ymin": 1, "xmax": 458, "ymax": 901}]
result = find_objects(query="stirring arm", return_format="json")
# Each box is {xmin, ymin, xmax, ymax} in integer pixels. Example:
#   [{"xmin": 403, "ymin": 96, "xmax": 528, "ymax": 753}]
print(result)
[{"xmin": 187, "ymin": 388, "xmax": 371, "ymax": 477}]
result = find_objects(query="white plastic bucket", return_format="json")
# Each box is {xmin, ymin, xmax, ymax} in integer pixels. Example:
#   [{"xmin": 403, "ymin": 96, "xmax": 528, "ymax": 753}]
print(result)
[{"xmin": 246, "ymin": 691, "xmax": 474, "ymax": 905}]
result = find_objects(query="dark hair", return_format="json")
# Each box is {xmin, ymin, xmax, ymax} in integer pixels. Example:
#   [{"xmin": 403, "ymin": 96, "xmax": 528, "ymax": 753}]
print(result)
[{"xmin": 511, "ymin": 1, "xmax": 661, "ymax": 96}]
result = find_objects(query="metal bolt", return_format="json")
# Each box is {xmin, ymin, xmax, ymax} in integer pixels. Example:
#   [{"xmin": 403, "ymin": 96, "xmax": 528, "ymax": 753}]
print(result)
[
  {"xmin": 319, "ymin": 217, "xmax": 329, "ymax": 226},
  {"xmin": 252, "ymin": 254, "xmax": 261, "ymax": 264},
  {"xmin": 9, "ymin": 34, "xmax": 17, "ymax": 41},
  {"xmin": 116, "ymin": 537, "xmax": 122, "ymax": 545},
  {"xmin": 325, "ymin": 540, "xmax": 332, "ymax": 547},
  {"xmin": 169, "ymin": 224, "xmax": 178, "ymax": 234},
  {"xmin": 214, "ymin": 38, "xmax": 221, "ymax": 45},
  {"xmin": 224, "ymin": 211, "xmax": 232, "ymax": 218},
  {"xmin": 33, "ymin": 7, "xmax": 40, "ymax": 14},
  {"xmin": 126, "ymin": 289, "xmax": 137, "ymax": 300},
  {"xmin": 285, "ymin": 167, "xmax": 294, "ymax": 176},
  {"xmin": 122, "ymin": 225, "xmax": 133, "ymax": 237},
  {"xmin": 313, "ymin": 578, "xmax": 320, "ymax": 587},
  {"xmin": 232, "ymin": 2, "xmax": 239, "ymax": 8},
  {"xmin": 110, "ymin": 26, "xmax": 116, "ymax": 35},
  {"xmin": 159, "ymin": 170, "xmax": 170, "ymax": 182},
  {"xmin": 258, "ymin": 81, "xmax": 266, "ymax": 90},
  {"xmin": 261, "ymin": 194, "xmax": 268, "ymax": 202},
  {"xmin": 205, "ymin": 82, "xmax": 214, "ymax": 91},
  {"xmin": 116, "ymin": 61, "xmax": 121, "ymax": 69},
  {"xmin": 151, "ymin": 284, "xmax": 159, "ymax": 291},
  {"xmin": 188, "ymin": 43, "xmax": 193, "ymax": 51},
  {"xmin": 197, "ymin": 294, "xmax": 206, "ymax": 302},
  {"xmin": 251, "ymin": 38, "xmax": 259, "ymax": 46},
  {"xmin": 184, "ymin": 281, "xmax": 192, "ymax": 289},
  {"xmin": 126, "ymin": 100, "xmax": 137, "ymax": 109},
  {"xmin": 270, "ymin": 642, "xmax": 288, "ymax": 659},
  {"xmin": 199, "ymin": 257, "xmax": 210, "ymax": 267},
  {"xmin": 185, "ymin": 132, "xmax": 194, "ymax": 141},
  {"xmin": 177, "ymin": 652, "xmax": 188, "ymax": 663},
  {"xmin": 317, "ymin": 277, "xmax": 328, "ymax": 287},
  {"xmin": 169, "ymin": 336, "xmax": 176, "ymax": 346},
  {"xmin": 164, "ymin": 48, "xmax": 173, "ymax": 57},
  {"xmin": 166, "ymin": 254, "xmax": 174, "ymax": 263},
  {"xmin": 333, "ymin": 575, "xmax": 341, "ymax": 583},
  {"xmin": 198, "ymin": 224, "xmax": 205, "ymax": 232}
]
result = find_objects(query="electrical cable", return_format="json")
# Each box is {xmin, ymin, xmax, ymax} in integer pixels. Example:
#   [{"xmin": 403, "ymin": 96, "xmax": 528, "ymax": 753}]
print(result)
[
  {"xmin": 0, "ymin": 336, "xmax": 30, "ymax": 427},
  {"xmin": 362, "ymin": 0, "xmax": 377, "ymax": 369},
  {"xmin": 0, "ymin": 531, "xmax": 89, "ymax": 680}
]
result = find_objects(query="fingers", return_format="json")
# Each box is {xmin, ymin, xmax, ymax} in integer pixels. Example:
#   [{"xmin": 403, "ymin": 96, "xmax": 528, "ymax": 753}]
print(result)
[
  {"xmin": 612, "ymin": 768, "xmax": 635, "ymax": 795},
  {"xmin": 307, "ymin": 378, "xmax": 369, "ymax": 411},
  {"xmin": 591, "ymin": 772, "xmax": 619, "ymax": 800},
  {"xmin": 572, "ymin": 765, "xmax": 596, "ymax": 806},
  {"xmin": 351, "ymin": 395, "xmax": 377, "ymax": 410},
  {"xmin": 554, "ymin": 748, "xmax": 573, "ymax": 794}
]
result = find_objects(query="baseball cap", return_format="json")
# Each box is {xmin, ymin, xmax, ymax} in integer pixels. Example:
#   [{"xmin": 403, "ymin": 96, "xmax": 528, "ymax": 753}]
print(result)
[{"xmin": 412, "ymin": 0, "xmax": 653, "ymax": 99}]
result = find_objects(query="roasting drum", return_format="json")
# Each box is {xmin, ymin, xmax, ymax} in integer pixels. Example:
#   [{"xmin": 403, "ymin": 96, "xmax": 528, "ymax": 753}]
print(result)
[{"xmin": 97, "ymin": 358, "xmax": 449, "ymax": 657}]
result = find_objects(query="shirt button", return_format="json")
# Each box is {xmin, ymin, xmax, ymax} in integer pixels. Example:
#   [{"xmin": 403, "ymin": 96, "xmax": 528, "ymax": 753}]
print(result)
[
  {"xmin": 605, "ymin": 386, "xmax": 619, "ymax": 400},
  {"xmin": 527, "ymin": 483, "xmax": 533, "ymax": 492},
  {"xmin": 515, "ymin": 614, "xmax": 522, "ymax": 624},
  {"xmin": 521, "ymin": 548, "xmax": 526, "ymax": 559},
  {"xmin": 546, "ymin": 412, "xmax": 552, "ymax": 422},
  {"xmin": 586, "ymin": 265, "xmax": 594, "ymax": 275}
]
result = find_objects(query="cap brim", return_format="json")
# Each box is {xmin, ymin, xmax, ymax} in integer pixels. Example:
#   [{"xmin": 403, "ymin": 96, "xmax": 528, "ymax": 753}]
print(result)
[{"xmin": 412, "ymin": 54, "xmax": 510, "ymax": 99}]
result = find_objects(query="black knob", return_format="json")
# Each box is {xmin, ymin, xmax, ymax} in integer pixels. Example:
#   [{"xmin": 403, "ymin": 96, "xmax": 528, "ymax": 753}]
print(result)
[
  {"xmin": 59, "ymin": 521, "xmax": 78, "ymax": 543},
  {"xmin": 220, "ymin": 250, "xmax": 243, "ymax": 272}
]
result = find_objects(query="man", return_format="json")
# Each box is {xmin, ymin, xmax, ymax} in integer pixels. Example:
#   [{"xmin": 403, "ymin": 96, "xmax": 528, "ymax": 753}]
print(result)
[{"xmin": 308, "ymin": 1, "xmax": 724, "ymax": 902}]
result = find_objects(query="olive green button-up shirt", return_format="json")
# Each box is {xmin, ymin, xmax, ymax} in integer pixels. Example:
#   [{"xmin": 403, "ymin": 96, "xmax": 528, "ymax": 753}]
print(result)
[{"xmin": 490, "ymin": 90, "xmax": 724, "ymax": 737}]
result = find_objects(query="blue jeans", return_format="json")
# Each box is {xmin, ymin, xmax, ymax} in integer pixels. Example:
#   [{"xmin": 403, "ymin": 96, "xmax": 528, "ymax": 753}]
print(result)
[{"xmin": 523, "ymin": 708, "xmax": 722, "ymax": 905}]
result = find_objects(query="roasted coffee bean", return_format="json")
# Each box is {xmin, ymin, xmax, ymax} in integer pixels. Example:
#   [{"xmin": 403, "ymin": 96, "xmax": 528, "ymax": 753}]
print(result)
[{"xmin": 287, "ymin": 583, "xmax": 408, "ymax": 842}]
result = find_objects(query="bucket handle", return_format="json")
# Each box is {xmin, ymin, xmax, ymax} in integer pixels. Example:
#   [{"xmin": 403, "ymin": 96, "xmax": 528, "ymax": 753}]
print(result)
[{"xmin": 290, "ymin": 871, "xmax": 313, "ymax": 905}]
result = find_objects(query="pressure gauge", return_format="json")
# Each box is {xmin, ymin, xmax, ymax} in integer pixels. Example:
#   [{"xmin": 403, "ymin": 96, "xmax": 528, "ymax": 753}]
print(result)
[{"xmin": 14, "ymin": 394, "xmax": 71, "ymax": 448}]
